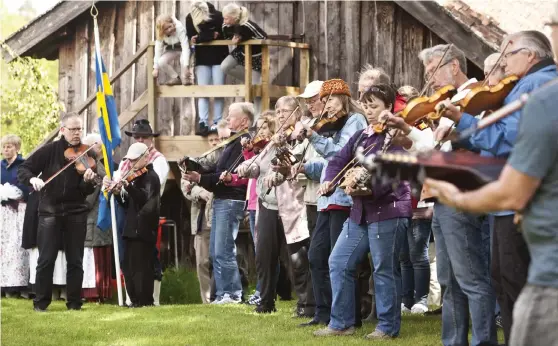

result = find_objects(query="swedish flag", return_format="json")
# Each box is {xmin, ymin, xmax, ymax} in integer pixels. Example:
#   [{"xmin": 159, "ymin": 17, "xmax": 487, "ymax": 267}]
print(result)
[{"xmin": 94, "ymin": 34, "xmax": 122, "ymax": 231}]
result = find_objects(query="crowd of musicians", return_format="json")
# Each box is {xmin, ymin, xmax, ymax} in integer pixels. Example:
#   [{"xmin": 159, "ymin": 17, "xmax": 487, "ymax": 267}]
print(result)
[{"xmin": 2, "ymin": 2, "xmax": 558, "ymax": 346}]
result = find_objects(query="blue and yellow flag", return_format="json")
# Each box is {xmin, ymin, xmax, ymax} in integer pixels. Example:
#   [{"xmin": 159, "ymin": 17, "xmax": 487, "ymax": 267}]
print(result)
[{"xmin": 94, "ymin": 26, "xmax": 122, "ymax": 232}]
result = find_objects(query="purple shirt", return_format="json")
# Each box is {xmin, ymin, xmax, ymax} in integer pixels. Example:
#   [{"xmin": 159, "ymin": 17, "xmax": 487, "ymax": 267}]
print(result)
[{"xmin": 325, "ymin": 129, "xmax": 412, "ymax": 225}]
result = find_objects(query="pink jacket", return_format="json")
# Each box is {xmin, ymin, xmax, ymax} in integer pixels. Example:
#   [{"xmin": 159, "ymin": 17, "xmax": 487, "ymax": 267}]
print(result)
[{"xmin": 226, "ymin": 149, "xmax": 257, "ymax": 211}]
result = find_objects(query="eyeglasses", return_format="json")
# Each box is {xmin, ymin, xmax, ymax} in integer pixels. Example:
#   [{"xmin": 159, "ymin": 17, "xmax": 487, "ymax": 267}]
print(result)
[
  {"xmin": 502, "ymin": 47, "xmax": 529, "ymax": 59},
  {"xmin": 424, "ymin": 60, "xmax": 453, "ymax": 81},
  {"xmin": 64, "ymin": 127, "xmax": 83, "ymax": 133}
]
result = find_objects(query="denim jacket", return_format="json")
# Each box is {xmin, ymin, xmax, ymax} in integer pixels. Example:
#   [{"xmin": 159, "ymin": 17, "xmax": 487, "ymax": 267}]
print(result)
[{"xmin": 304, "ymin": 112, "xmax": 368, "ymax": 210}]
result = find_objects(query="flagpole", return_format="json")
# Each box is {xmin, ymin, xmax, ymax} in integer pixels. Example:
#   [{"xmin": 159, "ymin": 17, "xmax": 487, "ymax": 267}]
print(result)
[
  {"xmin": 109, "ymin": 195, "xmax": 124, "ymax": 306},
  {"xmin": 92, "ymin": 4, "xmax": 124, "ymax": 306}
]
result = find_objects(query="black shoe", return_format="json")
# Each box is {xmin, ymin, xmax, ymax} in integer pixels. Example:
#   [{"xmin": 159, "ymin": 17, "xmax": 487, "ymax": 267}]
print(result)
[
  {"xmin": 195, "ymin": 123, "xmax": 209, "ymax": 136},
  {"xmin": 425, "ymin": 306, "xmax": 442, "ymax": 315},
  {"xmin": 33, "ymin": 306, "xmax": 47, "ymax": 313},
  {"xmin": 278, "ymin": 294, "xmax": 292, "ymax": 301},
  {"xmin": 295, "ymin": 306, "xmax": 315, "ymax": 318},
  {"xmin": 298, "ymin": 319, "xmax": 324, "ymax": 327},
  {"xmin": 255, "ymin": 304, "xmax": 276, "ymax": 314}
]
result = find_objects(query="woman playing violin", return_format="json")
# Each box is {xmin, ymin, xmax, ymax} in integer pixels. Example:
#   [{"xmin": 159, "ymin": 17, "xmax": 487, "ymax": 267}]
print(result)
[
  {"xmin": 295, "ymin": 79, "xmax": 367, "ymax": 328},
  {"xmin": 236, "ymin": 96, "xmax": 314, "ymax": 315},
  {"xmin": 313, "ymin": 84, "xmax": 412, "ymax": 339}
]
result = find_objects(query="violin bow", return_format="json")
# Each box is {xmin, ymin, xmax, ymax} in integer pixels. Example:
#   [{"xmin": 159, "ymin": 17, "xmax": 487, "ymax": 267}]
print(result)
[{"xmin": 107, "ymin": 147, "xmax": 150, "ymax": 192}]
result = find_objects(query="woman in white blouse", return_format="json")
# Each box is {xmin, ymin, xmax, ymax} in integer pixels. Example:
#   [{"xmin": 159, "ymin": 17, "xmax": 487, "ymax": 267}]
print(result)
[{"xmin": 153, "ymin": 15, "xmax": 191, "ymax": 86}]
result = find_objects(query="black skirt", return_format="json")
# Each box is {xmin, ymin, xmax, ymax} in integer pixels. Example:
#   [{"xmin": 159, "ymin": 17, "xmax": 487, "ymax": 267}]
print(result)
[{"xmin": 231, "ymin": 48, "xmax": 262, "ymax": 72}]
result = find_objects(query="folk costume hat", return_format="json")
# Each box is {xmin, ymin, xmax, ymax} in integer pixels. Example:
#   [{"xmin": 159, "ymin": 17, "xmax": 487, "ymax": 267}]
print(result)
[
  {"xmin": 125, "ymin": 119, "xmax": 160, "ymax": 137},
  {"xmin": 319, "ymin": 79, "xmax": 351, "ymax": 99}
]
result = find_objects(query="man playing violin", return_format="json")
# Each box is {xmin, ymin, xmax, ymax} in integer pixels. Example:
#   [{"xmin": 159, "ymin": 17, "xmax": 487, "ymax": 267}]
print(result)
[
  {"xmin": 425, "ymin": 18, "xmax": 558, "ymax": 345},
  {"xmin": 18, "ymin": 112, "xmax": 98, "ymax": 312},
  {"xmin": 112, "ymin": 142, "xmax": 161, "ymax": 307},
  {"xmin": 183, "ymin": 102, "xmax": 251, "ymax": 305},
  {"xmin": 434, "ymin": 31, "xmax": 558, "ymax": 345},
  {"xmin": 108, "ymin": 119, "xmax": 169, "ymax": 307}
]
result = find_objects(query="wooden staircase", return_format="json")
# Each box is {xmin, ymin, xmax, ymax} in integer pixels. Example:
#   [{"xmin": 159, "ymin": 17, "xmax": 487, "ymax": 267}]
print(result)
[{"xmin": 29, "ymin": 39, "xmax": 311, "ymax": 179}]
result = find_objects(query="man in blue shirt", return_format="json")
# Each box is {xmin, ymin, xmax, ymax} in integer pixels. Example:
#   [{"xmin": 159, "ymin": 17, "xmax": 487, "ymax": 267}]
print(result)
[{"xmin": 435, "ymin": 30, "xmax": 558, "ymax": 344}]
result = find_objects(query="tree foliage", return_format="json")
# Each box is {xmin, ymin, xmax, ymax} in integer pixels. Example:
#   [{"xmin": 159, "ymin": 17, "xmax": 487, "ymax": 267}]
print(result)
[
  {"xmin": 0, "ymin": 0, "xmax": 61, "ymax": 155},
  {"xmin": 1, "ymin": 48, "xmax": 63, "ymax": 154}
]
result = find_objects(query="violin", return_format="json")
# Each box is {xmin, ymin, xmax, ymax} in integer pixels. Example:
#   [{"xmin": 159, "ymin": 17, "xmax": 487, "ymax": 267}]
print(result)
[
  {"xmin": 250, "ymin": 135, "xmax": 270, "ymax": 154},
  {"xmin": 457, "ymin": 75, "xmax": 519, "ymax": 115},
  {"xmin": 338, "ymin": 167, "xmax": 372, "ymax": 195},
  {"xmin": 373, "ymin": 85, "xmax": 457, "ymax": 133},
  {"xmin": 106, "ymin": 167, "xmax": 148, "ymax": 193},
  {"xmin": 312, "ymin": 111, "xmax": 349, "ymax": 134},
  {"xmin": 64, "ymin": 144, "xmax": 97, "ymax": 174}
]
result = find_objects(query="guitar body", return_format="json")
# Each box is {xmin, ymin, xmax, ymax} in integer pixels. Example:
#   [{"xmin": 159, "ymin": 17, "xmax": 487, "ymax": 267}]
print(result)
[{"xmin": 364, "ymin": 150, "xmax": 506, "ymax": 193}]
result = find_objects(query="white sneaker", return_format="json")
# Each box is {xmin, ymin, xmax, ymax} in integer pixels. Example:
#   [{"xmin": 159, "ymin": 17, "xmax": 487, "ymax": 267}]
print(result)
[
  {"xmin": 210, "ymin": 297, "xmax": 223, "ymax": 305},
  {"xmin": 401, "ymin": 303, "xmax": 411, "ymax": 313},
  {"xmin": 213, "ymin": 293, "xmax": 241, "ymax": 305},
  {"xmin": 411, "ymin": 303, "xmax": 429, "ymax": 314}
]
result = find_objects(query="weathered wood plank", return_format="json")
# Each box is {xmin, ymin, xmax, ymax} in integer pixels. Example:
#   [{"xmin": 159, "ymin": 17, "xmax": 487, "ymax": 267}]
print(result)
[
  {"xmin": 325, "ymin": 1, "xmax": 341, "ymax": 79},
  {"xmin": 276, "ymin": 2, "xmax": 294, "ymax": 86},
  {"xmin": 395, "ymin": 0, "xmax": 495, "ymax": 68},
  {"xmin": 156, "ymin": 135, "xmax": 211, "ymax": 162},
  {"xmin": 112, "ymin": 2, "xmax": 126, "ymax": 121},
  {"xmin": 260, "ymin": 45, "xmax": 271, "ymax": 111},
  {"xmin": 393, "ymin": 7, "xmax": 405, "ymax": 88},
  {"xmin": 178, "ymin": 1, "xmax": 196, "ymax": 136},
  {"xmin": 74, "ymin": 22, "xmax": 89, "ymax": 130},
  {"xmin": 157, "ymin": 85, "xmax": 245, "ymax": 98},
  {"xmin": 263, "ymin": 3, "xmax": 279, "ymax": 84},
  {"xmin": 120, "ymin": 1, "xmax": 138, "ymax": 152},
  {"xmin": 134, "ymin": 0, "xmax": 153, "ymax": 131},
  {"xmin": 58, "ymin": 33, "xmax": 76, "ymax": 115},
  {"xmin": 341, "ymin": 1, "xmax": 361, "ymax": 95},
  {"xmin": 2, "ymin": 1, "xmax": 95, "ymax": 62},
  {"xmin": 376, "ymin": 2, "xmax": 396, "ymax": 80},
  {"xmin": 400, "ymin": 9, "xmax": 425, "ymax": 89},
  {"xmin": 244, "ymin": 44, "xmax": 253, "ymax": 102},
  {"xmin": 360, "ymin": 1, "xmax": 377, "ymax": 68},
  {"xmin": 297, "ymin": 1, "xmax": 320, "ymax": 81}
]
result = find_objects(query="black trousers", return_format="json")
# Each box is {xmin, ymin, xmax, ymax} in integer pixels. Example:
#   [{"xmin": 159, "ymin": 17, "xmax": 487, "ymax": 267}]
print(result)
[
  {"xmin": 33, "ymin": 213, "xmax": 87, "ymax": 310},
  {"xmin": 491, "ymin": 215, "xmax": 530, "ymax": 344},
  {"xmin": 308, "ymin": 209, "xmax": 362, "ymax": 324},
  {"xmin": 256, "ymin": 203, "xmax": 314, "ymax": 310},
  {"xmin": 306, "ymin": 205, "xmax": 318, "ymax": 237},
  {"xmin": 124, "ymin": 239, "xmax": 155, "ymax": 306}
]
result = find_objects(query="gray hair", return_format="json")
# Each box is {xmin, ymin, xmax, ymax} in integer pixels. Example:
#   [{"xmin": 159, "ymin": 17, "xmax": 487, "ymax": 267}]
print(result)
[
  {"xmin": 502, "ymin": 31, "xmax": 553, "ymax": 60},
  {"xmin": 275, "ymin": 96, "xmax": 303, "ymax": 120},
  {"xmin": 418, "ymin": 44, "xmax": 468, "ymax": 74},
  {"xmin": 60, "ymin": 112, "xmax": 82, "ymax": 127},
  {"xmin": 484, "ymin": 53, "xmax": 501, "ymax": 72},
  {"xmin": 230, "ymin": 102, "xmax": 255, "ymax": 125},
  {"xmin": 82, "ymin": 133, "xmax": 102, "ymax": 146},
  {"xmin": 358, "ymin": 64, "xmax": 391, "ymax": 86}
]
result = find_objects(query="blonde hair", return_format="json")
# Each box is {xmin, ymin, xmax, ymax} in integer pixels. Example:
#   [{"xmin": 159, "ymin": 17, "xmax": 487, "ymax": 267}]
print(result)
[
  {"xmin": 1, "ymin": 134, "xmax": 21, "ymax": 150},
  {"xmin": 156, "ymin": 14, "xmax": 175, "ymax": 40},
  {"xmin": 257, "ymin": 111, "xmax": 277, "ymax": 135},
  {"xmin": 275, "ymin": 96, "xmax": 303, "ymax": 120},
  {"xmin": 222, "ymin": 3, "xmax": 249, "ymax": 25},
  {"xmin": 358, "ymin": 65, "xmax": 391, "ymax": 90},
  {"xmin": 190, "ymin": 2, "xmax": 211, "ymax": 33},
  {"xmin": 397, "ymin": 85, "xmax": 419, "ymax": 101}
]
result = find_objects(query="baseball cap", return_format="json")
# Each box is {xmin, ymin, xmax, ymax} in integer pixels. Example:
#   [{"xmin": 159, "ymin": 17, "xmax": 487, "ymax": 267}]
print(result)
[
  {"xmin": 298, "ymin": 80, "xmax": 324, "ymax": 99},
  {"xmin": 123, "ymin": 142, "xmax": 149, "ymax": 160}
]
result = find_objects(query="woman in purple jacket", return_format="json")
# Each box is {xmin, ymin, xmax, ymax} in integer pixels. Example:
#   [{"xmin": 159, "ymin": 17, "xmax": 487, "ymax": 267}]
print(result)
[{"xmin": 313, "ymin": 84, "xmax": 412, "ymax": 339}]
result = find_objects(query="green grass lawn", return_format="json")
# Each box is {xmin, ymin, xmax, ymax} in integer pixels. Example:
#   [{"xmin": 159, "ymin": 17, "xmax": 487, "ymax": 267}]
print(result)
[{"xmin": 2, "ymin": 298, "xmax": 447, "ymax": 346}]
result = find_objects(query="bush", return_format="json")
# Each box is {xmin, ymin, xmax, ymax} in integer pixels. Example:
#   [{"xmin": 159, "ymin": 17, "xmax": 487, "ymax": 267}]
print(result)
[{"xmin": 160, "ymin": 266, "xmax": 202, "ymax": 305}]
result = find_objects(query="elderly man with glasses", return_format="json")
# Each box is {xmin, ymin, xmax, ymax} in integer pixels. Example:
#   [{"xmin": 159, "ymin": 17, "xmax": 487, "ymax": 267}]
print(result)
[{"xmin": 18, "ymin": 112, "xmax": 98, "ymax": 312}]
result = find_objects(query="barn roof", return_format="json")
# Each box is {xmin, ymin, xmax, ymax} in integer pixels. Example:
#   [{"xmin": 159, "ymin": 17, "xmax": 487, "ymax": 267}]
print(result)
[
  {"xmin": 2, "ymin": 0, "xmax": 546, "ymax": 67},
  {"xmin": 1, "ymin": 1, "xmax": 97, "ymax": 62}
]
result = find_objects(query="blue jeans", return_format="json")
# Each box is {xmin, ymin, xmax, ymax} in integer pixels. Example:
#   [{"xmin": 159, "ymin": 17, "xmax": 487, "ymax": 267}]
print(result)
[
  {"xmin": 329, "ymin": 218, "xmax": 409, "ymax": 335},
  {"xmin": 195, "ymin": 65, "xmax": 225, "ymax": 125},
  {"xmin": 209, "ymin": 199, "xmax": 245, "ymax": 298},
  {"xmin": 400, "ymin": 219, "xmax": 431, "ymax": 308},
  {"xmin": 432, "ymin": 203, "xmax": 497, "ymax": 346}
]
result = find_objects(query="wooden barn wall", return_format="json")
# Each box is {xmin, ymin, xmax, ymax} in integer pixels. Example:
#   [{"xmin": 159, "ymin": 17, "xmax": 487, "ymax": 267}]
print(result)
[
  {"xmin": 55, "ymin": 0, "xmax": 481, "ymax": 265},
  {"xmin": 57, "ymin": 1, "xmax": 478, "ymax": 140}
]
